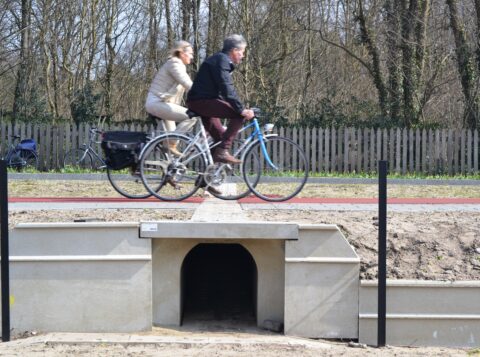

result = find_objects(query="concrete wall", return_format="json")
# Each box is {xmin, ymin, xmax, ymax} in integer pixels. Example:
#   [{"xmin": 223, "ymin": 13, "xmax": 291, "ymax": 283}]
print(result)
[
  {"xmin": 284, "ymin": 224, "xmax": 360, "ymax": 339},
  {"xmin": 1, "ymin": 223, "xmax": 152, "ymax": 333},
  {"xmin": 360, "ymin": 280, "xmax": 480, "ymax": 347}
]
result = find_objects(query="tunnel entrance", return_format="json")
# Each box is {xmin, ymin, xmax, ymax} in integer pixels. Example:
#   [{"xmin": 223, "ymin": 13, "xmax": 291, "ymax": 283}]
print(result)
[{"xmin": 181, "ymin": 243, "xmax": 257, "ymax": 325}]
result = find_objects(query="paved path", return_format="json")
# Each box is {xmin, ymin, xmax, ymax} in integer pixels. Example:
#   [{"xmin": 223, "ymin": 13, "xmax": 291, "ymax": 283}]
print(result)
[{"xmin": 8, "ymin": 196, "xmax": 480, "ymax": 212}]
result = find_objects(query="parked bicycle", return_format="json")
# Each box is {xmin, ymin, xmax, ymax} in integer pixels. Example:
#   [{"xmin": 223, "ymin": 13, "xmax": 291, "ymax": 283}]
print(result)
[
  {"xmin": 64, "ymin": 127, "xmax": 151, "ymax": 199},
  {"xmin": 139, "ymin": 108, "xmax": 309, "ymax": 202},
  {"xmin": 1, "ymin": 135, "xmax": 38, "ymax": 170},
  {"xmin": 64, "ymin": 127, "xmax": 106, "ymax": 170}
]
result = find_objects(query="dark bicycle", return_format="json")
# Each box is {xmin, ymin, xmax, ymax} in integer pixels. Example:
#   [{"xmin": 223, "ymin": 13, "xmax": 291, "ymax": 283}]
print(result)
[{"xmin": 2, "ymin": 135, "xmax": 39, "ymax": 170}]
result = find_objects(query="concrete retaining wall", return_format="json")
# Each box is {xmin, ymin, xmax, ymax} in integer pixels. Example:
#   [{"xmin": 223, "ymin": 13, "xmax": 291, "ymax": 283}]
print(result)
[
  {"xmin": 359, "ymin": 280, "xmax": 480, "ymax": 347},
  {"xmin": 0, "ymin": 223, "xmax": 152, "ymax": 333},
  {"xmin": 285, "ymin": 224, "xmax": 360, "ymax": 339}
]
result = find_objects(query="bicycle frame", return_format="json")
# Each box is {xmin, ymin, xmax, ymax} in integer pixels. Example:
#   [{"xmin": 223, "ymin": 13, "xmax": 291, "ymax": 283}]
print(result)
[
  {"xmin": 81, "ymin": 129, "xmax": 107, "ymax": 167},
  {"xmin": 162, "ymin": 117, "xmax": 279, "ymax": 171}
]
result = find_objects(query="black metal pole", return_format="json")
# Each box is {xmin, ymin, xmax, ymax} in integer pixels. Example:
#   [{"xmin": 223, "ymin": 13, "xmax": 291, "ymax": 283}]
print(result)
[
  {"xmin": 377, "ymin": 160, "xmax": 388, "ymax": 347},
  {"xmin": 0, "ymin": 160, "xmax": 10, "ymax": 342}
]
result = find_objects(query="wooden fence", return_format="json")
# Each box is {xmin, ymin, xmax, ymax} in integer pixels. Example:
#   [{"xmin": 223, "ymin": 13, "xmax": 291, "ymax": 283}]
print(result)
[{"xmin": 1, "ymin": 121, "xmax": 479, "ymax": 175}]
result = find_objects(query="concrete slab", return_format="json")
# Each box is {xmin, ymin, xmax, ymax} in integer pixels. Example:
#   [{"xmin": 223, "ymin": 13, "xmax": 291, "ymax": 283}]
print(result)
[
  {"xmin": 0, "ymin": 332, "xmax": 333, "ymax": 350},
  {"xmin": 139, "ymin": 221, "xmax": 299, "ymax": 240}
]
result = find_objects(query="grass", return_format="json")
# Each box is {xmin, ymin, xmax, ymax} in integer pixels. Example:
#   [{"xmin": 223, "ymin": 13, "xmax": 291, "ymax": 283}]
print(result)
[
  {"xmin": 6, "ymin": 167, "xmax": 480, "ymax": 181},
  {"xmin": 309, "ymin": 170, "xmax": 480, "ymax": 180},
  {"xmin": 7, "ymin": 166, "xmax": 480, "ymax": 180}
]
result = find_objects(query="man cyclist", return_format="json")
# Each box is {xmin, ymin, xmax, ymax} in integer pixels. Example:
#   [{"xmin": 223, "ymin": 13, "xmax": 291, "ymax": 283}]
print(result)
[{"xmin": 187, "ymin": 34, "xmax": 255, "ymax": 165}]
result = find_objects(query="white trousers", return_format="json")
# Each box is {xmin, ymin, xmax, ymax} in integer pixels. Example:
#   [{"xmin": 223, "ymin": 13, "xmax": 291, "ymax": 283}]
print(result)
[{"xmin": 145, "ymin": 92, "xmax": 196, "ymax": 134}]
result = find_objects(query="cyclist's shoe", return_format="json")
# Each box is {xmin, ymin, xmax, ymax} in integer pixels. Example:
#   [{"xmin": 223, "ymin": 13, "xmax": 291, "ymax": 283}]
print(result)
[
  {"xmin": 213, "ymin": 148, "xmax": 241, "ymax": 165},
  {"xmin": 205, "ymin": 185, "xmax": 222, "ymax": 195},
  {"xmin": 195, "ymin": 176, "xmax": 223, "ymax": 195},
  {"xmin": 168, "ymin": 143, "xmax": 182, "ymax": 157},
  {"xmin": 166, "ymin": 178, "xmax": 182, "ymax": 189}
]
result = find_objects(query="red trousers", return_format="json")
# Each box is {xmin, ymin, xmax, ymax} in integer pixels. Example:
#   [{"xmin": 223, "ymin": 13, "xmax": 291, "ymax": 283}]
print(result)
[{"xmin": 187, "ymin": 99, "xmax": 244, "ymax": 149}]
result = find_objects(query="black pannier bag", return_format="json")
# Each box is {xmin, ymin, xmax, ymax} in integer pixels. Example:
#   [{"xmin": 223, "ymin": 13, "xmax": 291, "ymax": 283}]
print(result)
[{"xmin": 101, "ymin": 131, "xmax": 148, "ymax": 170}]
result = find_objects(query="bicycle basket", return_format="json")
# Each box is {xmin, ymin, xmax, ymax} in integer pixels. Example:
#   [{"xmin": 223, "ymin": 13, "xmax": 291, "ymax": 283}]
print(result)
[
  {"xmin": 101, "ymin": 131, "xmax": 147, "ymax": 170},
  {"xmin": 16, "ymin": 139, "xmax": 37, "ymax": 151}
]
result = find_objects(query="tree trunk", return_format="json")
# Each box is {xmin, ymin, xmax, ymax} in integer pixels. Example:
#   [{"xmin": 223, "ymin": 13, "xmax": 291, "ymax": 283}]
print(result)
[
  {"xmin": 206, "ymin": 0, "xmax": 215, "ymax": 56},
  {"xmin": 385, "ymin": 0, "xmax": 401, "ymax": 125},
  {"xmin": 474, "ymin": 0, "xmax": 480, "ymax": 73},
  {"xmin": 147, "ymin": 0, "xmax": 159, "ymax": 81},
  {"xmin": 446, "ymin": 0, "xmax": 479, "ymax": 128},
  {"xmin": 191, "ymin": 0, "xmax": 201, "ymax": 72},
  {"xmin": 400, "ymin": 0, "xmax": 419, "ymax": 127},
  {"xmin": 104, "ymin": 0, "xmax": 117, "ymax": 120},
  {"xmin": 13, "ymin": 0, "xmax": 32, "ymax": 120},
  {"xmin": 356, "ymin": 0, "xmax": 388, "ymax": 120},
  {"xmin": 181, "ymin": 0, "xmax": 191, "ymax": 41},
  {"xmin": 297, "ymin": 0, "xmax": 313, "ymax": 119},
  {"xmin": 86, "ymin": 0, "xmax": 99, "ymax": 81},
  {"xmin": 165, "ymin": 0, "xmax": 173, "ymax": 48}
]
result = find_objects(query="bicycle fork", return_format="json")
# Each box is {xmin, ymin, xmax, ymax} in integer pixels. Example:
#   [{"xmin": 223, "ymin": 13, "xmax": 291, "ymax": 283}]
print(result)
[{"xmin": 252, "ymin": 120, "xmax": 278, "ymax": 170}]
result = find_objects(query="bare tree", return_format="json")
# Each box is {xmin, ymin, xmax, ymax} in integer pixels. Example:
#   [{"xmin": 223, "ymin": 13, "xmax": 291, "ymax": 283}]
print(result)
[
  {"xmin": 12, "ymin": 0, "xmax": 32, "ymax": 119},
  {"xmin": 446, "ymin": 0, "xmax": 479, "ymax": 128}
]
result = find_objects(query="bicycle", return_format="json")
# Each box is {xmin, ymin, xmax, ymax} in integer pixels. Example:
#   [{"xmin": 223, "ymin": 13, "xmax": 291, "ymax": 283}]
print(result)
[
  {"xmin": 139, "ymin": 108, "xmax": 309, "ymax": 202},
  {"xmin": 2, "ymin": 135, "xmax": 38, "ymax": 170},
  {"xmin": 64, "ymin": 127, "xmax": 152, "ymax": 199}
]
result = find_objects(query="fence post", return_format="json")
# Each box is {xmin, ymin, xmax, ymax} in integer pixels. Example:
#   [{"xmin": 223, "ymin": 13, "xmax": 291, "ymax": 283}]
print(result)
[
  {"xmin": 377, "ymin": 160, "xmax": 388, "ymax": 347},
  {"xmin": 0, "ymin": 160, "xmax": 10, "ymax": 342}
]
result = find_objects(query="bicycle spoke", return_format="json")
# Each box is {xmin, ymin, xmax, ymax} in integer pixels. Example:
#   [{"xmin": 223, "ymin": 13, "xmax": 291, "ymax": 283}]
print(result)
[
  {"xmin": 140, "ymin": 134, "xmax": 205, "ymax": 201},
  {"xmin": 243, "ymin": 136, "xmax": 308, "ymax": 201},
  {"xmin": 64, "ymin": 149, "xmax": 93, "ymax": 170}
]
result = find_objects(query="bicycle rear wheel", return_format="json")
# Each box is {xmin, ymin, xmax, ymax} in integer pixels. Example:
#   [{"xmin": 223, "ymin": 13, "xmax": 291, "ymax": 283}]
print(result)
[
  {"xmin": 107, "ymin": 167, "xmax": 152, "ymax": 199},
  {"xmin": 64, "ymin": 149, "xmax": 93, "ymax": 170},
  {"xmin": 242, "ymin": 136, "xmax": 309, "ymax": 202},
  {"xmin": 140, "ymin": 134, "xmax": 206, "ymax": 201},
  {"xmin": 18, "ymin": 149, "xmax": 38, "ymax": 170}
]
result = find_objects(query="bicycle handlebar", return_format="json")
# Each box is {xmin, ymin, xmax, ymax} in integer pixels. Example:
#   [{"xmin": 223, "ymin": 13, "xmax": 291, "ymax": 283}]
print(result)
[{"xmin": 89, "ymin": 127, "xmax": 104, "ymax": 135}]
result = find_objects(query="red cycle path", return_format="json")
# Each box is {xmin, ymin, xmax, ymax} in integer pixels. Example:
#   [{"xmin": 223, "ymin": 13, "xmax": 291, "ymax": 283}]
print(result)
[{"xmin": 8, "ymin": 197, "xmax": 480, "ymax": 204}]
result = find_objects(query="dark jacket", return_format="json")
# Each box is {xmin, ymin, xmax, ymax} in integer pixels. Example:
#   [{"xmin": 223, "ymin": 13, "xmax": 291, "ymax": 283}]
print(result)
[{"xmin": 187, "ymin": 52, "xmax": 244, "ymax": 114}]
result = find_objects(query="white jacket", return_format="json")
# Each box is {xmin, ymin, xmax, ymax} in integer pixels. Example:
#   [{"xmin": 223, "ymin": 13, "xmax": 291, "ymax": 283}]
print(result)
[{"xmin": 148, "ymin": 57, "xmax": 193, "ymax": 104}]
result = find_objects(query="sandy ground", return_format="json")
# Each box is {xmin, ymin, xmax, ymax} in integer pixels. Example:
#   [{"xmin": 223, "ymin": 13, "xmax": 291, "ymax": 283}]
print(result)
[
  {"xmin": 246, "ymin": 210, "xmax": 480, "ymax": 280},
  {"xmin": 0, "ymin": 333, "xmax": 475, "ymax": 356}
]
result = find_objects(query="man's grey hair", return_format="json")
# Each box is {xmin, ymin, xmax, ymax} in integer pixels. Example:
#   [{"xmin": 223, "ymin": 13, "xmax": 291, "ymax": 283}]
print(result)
[{"xmin": 222, "ymin": 34, "xmax": 247, "ymax": 53}]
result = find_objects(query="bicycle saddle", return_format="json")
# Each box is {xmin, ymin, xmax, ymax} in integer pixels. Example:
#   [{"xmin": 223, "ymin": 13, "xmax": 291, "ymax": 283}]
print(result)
[
  {"xmin": 147, "ymin": 114, "xmax": 163, "ymax": 125},
  {"xmin": 186, "ymin": 110, "xmax": 200, "ymax": 118}
]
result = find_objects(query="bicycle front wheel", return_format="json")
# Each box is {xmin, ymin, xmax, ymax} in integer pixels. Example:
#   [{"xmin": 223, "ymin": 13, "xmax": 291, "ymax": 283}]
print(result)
[
  {"xmin": 64, "ymin": 149, "xmax": 93, "ymax": 170},
  {"xmin": 107, "ymin": 167, "xmax": 152, "ymax": 199},
  {"xmin": 242, "ymin": 136, "xmax": 309, "ymax": 202},
  {"xmin": 140, "ymin": 134, "xmax": 206, "ymax": 201}
]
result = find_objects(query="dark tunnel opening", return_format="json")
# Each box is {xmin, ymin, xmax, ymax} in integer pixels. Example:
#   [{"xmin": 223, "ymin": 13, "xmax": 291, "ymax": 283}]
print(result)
[{"xmin": 181, "ymin": 243, "xmax": 257, "ymax": 325}]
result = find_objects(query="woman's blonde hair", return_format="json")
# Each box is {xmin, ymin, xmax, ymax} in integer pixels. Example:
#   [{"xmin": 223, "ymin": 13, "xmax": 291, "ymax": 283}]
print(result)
[{"xmin": 170, "ymin": 40, "xmax": 192, "ymax": 58}]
